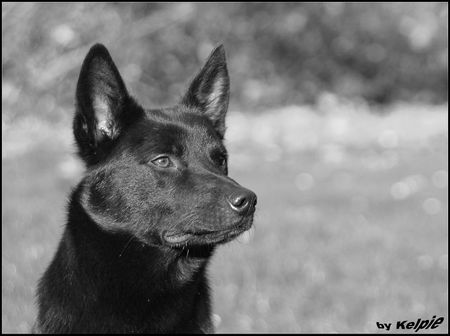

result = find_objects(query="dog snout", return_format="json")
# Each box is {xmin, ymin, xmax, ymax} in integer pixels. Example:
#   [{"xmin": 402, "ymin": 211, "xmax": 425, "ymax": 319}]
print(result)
[{"xmin": 227, "ymin": 189, "xmax": 257, "ymax": 215}]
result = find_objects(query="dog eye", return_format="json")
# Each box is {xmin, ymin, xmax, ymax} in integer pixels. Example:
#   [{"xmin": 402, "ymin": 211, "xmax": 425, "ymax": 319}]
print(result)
[
  {"xmin": 210, "ymin": 150, "xmax": 227, "ymax": 170},
  {"xmin": 151, "ymin": 156, "xmax": 173, "ymax": 168},
  {"xmin": 216, "ymin": 155, "xmax": 227, "ymax": 168},
  {"xmin": 219, "ymin": 156, "xmax": 227, "ymax": 167}
]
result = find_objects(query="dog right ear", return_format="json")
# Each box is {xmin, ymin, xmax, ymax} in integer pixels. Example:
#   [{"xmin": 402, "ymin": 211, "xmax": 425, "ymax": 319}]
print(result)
[
  {"xmin": 73, "ymin": 44, "xmax": 137, "ymax": 165},
  {"xmin": 181, "ymin": 45, "xmax": 229, "ymax": 139}
]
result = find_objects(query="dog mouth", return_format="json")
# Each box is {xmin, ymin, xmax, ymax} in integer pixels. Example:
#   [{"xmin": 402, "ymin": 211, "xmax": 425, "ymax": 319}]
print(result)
[{"xmin": 163, "ymin": 218, "xmax": 253, "ymax": 247}]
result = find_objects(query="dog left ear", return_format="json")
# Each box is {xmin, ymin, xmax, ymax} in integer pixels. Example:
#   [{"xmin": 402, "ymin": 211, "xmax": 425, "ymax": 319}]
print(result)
[
  {"xmin": 181, "ymin": 45, "xmax": 230, "ymax": 138},
  {"xmin": 74, "ymin": 44, "xmax": 138, "ymax": 165}
]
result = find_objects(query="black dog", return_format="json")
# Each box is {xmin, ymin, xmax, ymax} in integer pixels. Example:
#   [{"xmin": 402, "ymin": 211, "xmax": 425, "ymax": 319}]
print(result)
[{"xmin": 33, "ymin": 44, "xmax": 257, "ymax": 333}]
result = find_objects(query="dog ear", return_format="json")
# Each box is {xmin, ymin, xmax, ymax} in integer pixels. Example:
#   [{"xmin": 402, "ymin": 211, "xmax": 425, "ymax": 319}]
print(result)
[
  {"xmin": 181, "ymin": 45, "xmax": 230, "ymax": 138},
  {"xmin": 73, "ymin": 43, "xmax": 131, "ymax": 164}
]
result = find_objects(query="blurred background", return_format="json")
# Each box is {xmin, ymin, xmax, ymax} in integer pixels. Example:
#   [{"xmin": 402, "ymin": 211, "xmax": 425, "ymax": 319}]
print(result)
[{"xmin": 2, "ymin": 2, "xmax": 448, "ymax": 333}]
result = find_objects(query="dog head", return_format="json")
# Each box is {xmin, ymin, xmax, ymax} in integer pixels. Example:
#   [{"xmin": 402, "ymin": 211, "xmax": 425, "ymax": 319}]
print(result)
[{"xmin": 73, "ymin": 44, "xmax": 257, "ymax": 249}]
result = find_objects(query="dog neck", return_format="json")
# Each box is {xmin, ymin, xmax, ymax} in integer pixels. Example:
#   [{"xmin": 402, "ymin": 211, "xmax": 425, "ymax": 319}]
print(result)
[
  {"xmin": 60, "ymin": 186, "xmax": 214, "ymax": 302},
  {"xmin": 36, "ymin": 194, "xmax": 215, "ymax": 333}
]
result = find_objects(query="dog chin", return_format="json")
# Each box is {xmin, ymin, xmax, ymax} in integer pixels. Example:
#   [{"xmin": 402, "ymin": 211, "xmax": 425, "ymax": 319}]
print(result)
[{"xmin": 163, "ymin": 218, "xmax": 254, "ymax": 248}]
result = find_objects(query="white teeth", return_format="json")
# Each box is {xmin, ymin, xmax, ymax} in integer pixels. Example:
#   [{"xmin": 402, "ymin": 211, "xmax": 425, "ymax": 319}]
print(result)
[
  {"xmin": 165, "ymin": 234, "xmax": 190, "ymax": 244},
  {"xmin": 237, "ymin": 226, "xmax": 254, "ymax": 244}
]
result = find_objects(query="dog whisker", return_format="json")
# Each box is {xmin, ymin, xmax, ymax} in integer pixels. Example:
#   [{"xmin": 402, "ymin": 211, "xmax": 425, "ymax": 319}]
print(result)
[{"xmin": 118, "ymin": 236, "xmax": 134, "ymax": 258}]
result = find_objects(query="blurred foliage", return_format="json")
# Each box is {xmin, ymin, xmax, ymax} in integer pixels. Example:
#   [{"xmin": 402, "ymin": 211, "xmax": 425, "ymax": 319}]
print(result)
[{"xmin": 2, "ymin": 2, "xmax": 448, "ymax": 124}]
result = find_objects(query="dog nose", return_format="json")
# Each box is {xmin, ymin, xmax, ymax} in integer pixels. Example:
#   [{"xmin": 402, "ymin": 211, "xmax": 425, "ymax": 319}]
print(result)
[{"xmin": 227, "ymin": 190, "xmax": 257, "ymax": 214}]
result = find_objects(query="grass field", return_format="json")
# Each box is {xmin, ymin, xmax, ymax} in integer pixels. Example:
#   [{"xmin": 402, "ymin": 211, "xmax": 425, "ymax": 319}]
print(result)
[{"xmin": 2, "ymin": 101, "xmax": 448, "ymax": 333}]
